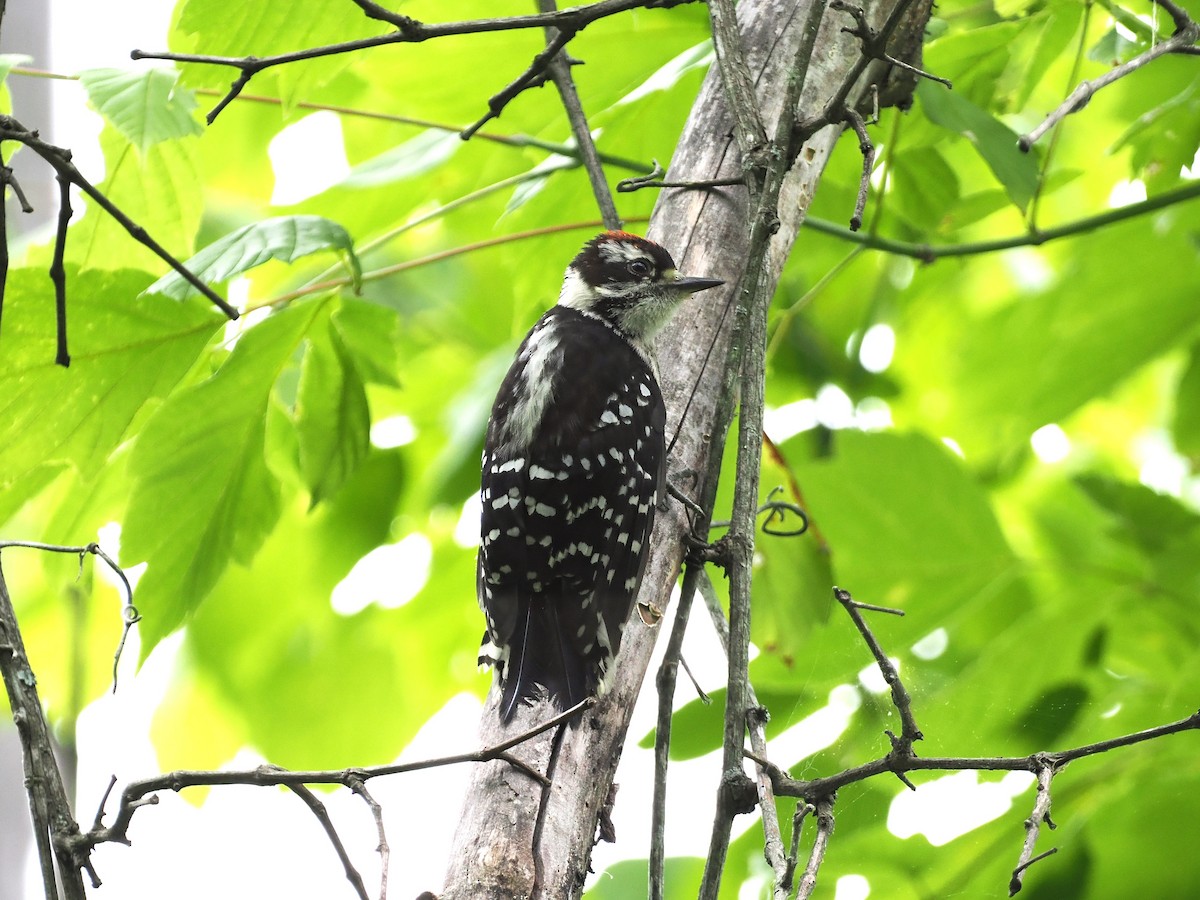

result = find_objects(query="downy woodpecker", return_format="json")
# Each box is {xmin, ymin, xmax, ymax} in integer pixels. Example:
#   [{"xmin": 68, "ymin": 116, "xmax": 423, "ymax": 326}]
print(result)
[{"xmin": 477, "ymin": 231, "xmax": 722, "ymax": 721}]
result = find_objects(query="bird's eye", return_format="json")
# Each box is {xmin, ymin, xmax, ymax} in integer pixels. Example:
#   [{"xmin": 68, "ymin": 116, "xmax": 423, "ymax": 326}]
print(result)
[{"xmin": 627, "ymin": 259, "xmax": 653, "ymax": 277}]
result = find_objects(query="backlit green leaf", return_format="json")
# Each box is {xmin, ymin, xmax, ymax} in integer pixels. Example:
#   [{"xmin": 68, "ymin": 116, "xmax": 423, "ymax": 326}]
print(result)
[
  {"xmin": 122, "ymin": 302, "xmax": 323, "ymax": 651},
  {"xmin": 148, "ymin": 215, "xmax": 361, "ymax": 300},
  {"xmin": 79, "ymin": 68, "xmax": 203, "ymax": 154},
  {"xmin": 917, "ymin": 80, "xmax": 1039, "ymax": 211}
]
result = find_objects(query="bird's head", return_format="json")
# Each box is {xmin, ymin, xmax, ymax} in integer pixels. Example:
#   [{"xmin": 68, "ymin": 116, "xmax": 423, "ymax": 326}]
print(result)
[{"xmin": 556, "ymin": 231, "xmax": 723, "ymax": 341}]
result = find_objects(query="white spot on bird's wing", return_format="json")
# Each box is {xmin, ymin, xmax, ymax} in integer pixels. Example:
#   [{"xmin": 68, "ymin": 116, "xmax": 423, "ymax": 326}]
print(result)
[
  {"xmin": 562, "ymin": 454, "xmax": 573, "ymax": 465},
  {"xmin": 507, "ymin": 527, "xmax": 521, "ymax": 537},
  {"xmin": 487, "ymin": 529, "xmax": 500, "ymax": 541},
  {"xmin": 497, "ymin": 458, "xmax": 526, "ymax": 474},
  {"xmin": 617, "ymin": 533, "xmax": 629, "ymax": 545},
  {"xmin": 491, "ymin": 497, "xmax": 509, "ymax": 510},
  {"xmin": 639, "ymin": 382, "xmax": 651, "ymax": 398},
  {"xmin": 609, "ymin": 447, "xmax": 624, "ymax": 462},
  {"xmin": 624, "ymin": 577, "xmax": 638, "ymax": 591},
  {"xmin": 529, "ymin": 464, "xmax": 556, "ymax": 480},
  {"xmin": 534, "ymin": 502, "xmax": 556, "ymax": 516},
  {"xmin": 630, "ymin": 540, "xmax": 641, "ymax": 554},
  {"xmin": 581, "ymin": 458, "xmax": 591, "ymax": 472},
  {"xmin": 618, "ymin": 404, "xmax": 633, "ymax": 419},
  {"xmin": 539, "ymin": 535, "xmax": 552, "ymax": 546},
  {"xmin": 600, "ymin": 409, "xmax": 619, "ymax": 426}
]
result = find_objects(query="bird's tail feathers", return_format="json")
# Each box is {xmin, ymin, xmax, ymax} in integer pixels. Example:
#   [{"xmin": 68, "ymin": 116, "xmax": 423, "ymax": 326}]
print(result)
[{"xmin": 499, "ymin": 597, "xmax": 588, "ymax": 723}]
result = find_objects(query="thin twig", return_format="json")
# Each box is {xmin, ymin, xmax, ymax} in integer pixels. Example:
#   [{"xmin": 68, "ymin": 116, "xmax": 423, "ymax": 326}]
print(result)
[
  {"xmin": 840, "ymin": 108, "xmax": 875, "ymax": 232},
  {"xmin": 794, "ymin": 798, "xmax": 835, "ymax": 900},
  {"xmin": 347, "ymin": 778, "xmax": 390, "ymax": 900},
  {"xmin": 649, "ymin": 563, "xmax": 702, "ymax": 900},
  {"xmin": 348, "ymin": 0, "xmax": 420, "ymax": 29},
  {"xmin": 757, "ymin": 709, "xmax": 1200, "ymax": 802},
  {"xmin": 88, "ymin": 699, "xmax": 594, "ymax": 850},
  {"xmin": 50, "ymin": 173, "xmax": 71, "ymax": 366},
  {"xmin": 285, "ymin": 781, "xmax": 370, "ymax": 900},
  {"xmin": 1009, "ymin": 763, "xmax": 1056, "ymax": 895},
  {"xmin": 0, "ymin": 147, "xmax": 9, "ymax": 339},
  {"xmin": 0, "ymin": 540, "xmax": 140, "ymax": 694},
  {"xmin": 834, "ymin": 587, "xmax": 922, "ymax": 761},
  {"xmin": 616, "ymin": 159, "xmax": 746, "ymax": 193},
  {"xmin": 132, "ymin": 0, "xmax": 700, "ymax": 124},
  {"xmin": 783, "ymin": 802, "xmax": 815, "ymax": 896},
  {"xmin": 536, "ymin": 0, "xmax": 621, "ymax": 229},
  {"xmin": 1019, "ymin": 0, "xmax": 1199, "ymax": 150},
  {"xmin": 800, "ymin": 179, "xmax": 1200, "ymax": 260},
  {"xmin": 0, "ymin": 116, "xmax": 239, "ymax": 322},
  {"xmin": 697, "ymin": 570, "xmax": 791, "ymax": 898},
  {"xmin": 460, "ymin": 28, "xmax": 573, "ymax": 140}
]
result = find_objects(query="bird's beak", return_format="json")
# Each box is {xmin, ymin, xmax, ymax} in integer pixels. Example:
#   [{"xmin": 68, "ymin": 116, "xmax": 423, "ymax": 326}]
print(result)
[{"xmin": 672, "ymin": 275, "xmax": 724, "ymax": 294}]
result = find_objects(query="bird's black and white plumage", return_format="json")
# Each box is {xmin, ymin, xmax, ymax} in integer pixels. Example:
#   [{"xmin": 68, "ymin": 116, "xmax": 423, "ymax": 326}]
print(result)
[{"xmin": 477, "ymin": 231, "xmax": 722, "ymax": 721}]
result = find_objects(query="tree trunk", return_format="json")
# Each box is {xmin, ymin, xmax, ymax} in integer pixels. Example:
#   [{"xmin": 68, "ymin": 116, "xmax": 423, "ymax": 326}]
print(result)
[{"xmin": 441, "ymin": 0, "xmax": 913, "ymax": 895}]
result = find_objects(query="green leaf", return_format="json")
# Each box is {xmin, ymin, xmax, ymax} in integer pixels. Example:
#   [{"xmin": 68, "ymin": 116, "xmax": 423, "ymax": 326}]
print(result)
[
  {"xmin": 1011, "ymin": 681, "xmax": 1089, "ymax": 745},
  {"xmin": 67, "ymin": 125, "xmax": 203, "ymax": 273},
  {"xmin": 0, "ymin": 267, "xmax": 220, "ymax": 493},
  {"xmin": 295, "ymin": 308, "xmax": 371, "ymax": 504},
  {"xmin": 1074, "ymin": 474, "xmax": 1200, "ymax": 554},
  {"xmin": 339, "ymin": 129, "xmax": 461, "ymax": 189},
  {"xmin": 1109, "ymin": 78, "xmax": 1200, "ymax": 192},
  {"xmin": 1087, "ymin": 28, "xmax": 1144, "ymax": 66},
  {"xmin": 172, "ymin": 0, "xmax": 386, "ymax": 109},
  {"xmin": 790, "ymin": 430, "xmax": 1027, "ymax": 636},
  {"xmin": 1174, "ymin": 342, "xmax": 1200, "ymax": 463},
  {"xmin": 79, "ymin": 68, "xmax": 203, "ymax": 155},
  {"xmin": 0, "ymin": 54, "xmax": 31, "ymax": 115},
  {"xmin": 917, "ymin": 80, "xmax": 1039, "ymax": 211},
  {"xmin": 148, "ymin": 215, "xmax": 361, "ymax": 300},
  {"xmin": 122, "ymin": 302, "xmax": 323, "ymax": 651},
  {"xmin": 331, "ymin": 298, "xmax": 402, "ymax": 387},
  {"xmin": 890, "ymin": 147, "xmax": 961, "ymax": 231},
  {"xmin": 895, "ymin": 206, "xmax": 1200, "ymax": 461}
]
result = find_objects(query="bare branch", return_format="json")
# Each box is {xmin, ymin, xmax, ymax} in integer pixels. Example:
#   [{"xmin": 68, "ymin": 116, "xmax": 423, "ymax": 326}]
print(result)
[
  {"xmin": 800, "ymin": 179, "xmax": 1200, "ymax": 261},
  {"xmin": 132, "ymin": 0, "xmax": 701, "ymax": 124},
  {"xmin": 284, "ymin": 780, "xmax": 371, "ymax": 900},
  {"xmin": 1019, "ymin": 0, "xmax": 1199, "ymax": 150},
  {"xmin": 649, "ymin": 563, "xmax": 704, "ymax": 900},
  {"xmin": 535, "ymin": 0, "xmax": 621, "ymax": 229},
  {"xmin": 833, "ymin": 587, "xmax": 922, "ymax": 758},
  {"xmin": 347, "ymin": 777, "xmax": 390, "ymax": 900},
  {"xmin": 758, "ymin": 709, "xmax": 1200, "ymax": 802},
  {"xmin": 696, "ymin": 570, "xmax": 790, "ymax": 898},
  {"xmin": 1010, "ymin": 764, "xmax": 1056, "ymax": 895},
  {"xmin": 0, "ymin": 557, "xmax": 88, "ymax": 900},
  {"xmin": 88, "ymin": 699, "xmax": 593, "ymax": 850},
  {"xmin": 460, "ymin": 28, "xmax": 573, "ymax": 140},
  {"xmin": 0, "ymin": 116, "xmax": 239, "ymax": 325},
  {"xmin": 840, "ymin": 107, "xmax": 875, "ymax": 232},
  {"xmin": 794, "ymin": 798, "xmax": 835, "ymax": 900}
]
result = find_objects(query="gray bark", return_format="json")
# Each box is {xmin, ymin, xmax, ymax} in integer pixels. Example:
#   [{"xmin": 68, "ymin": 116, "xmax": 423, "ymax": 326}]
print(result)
[{"xmin": 441, "ymin": 0, "xmax": 908, "ymax": 895}]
